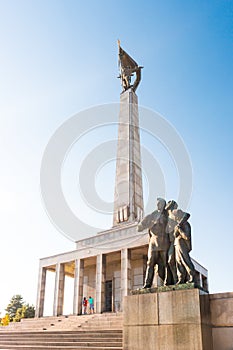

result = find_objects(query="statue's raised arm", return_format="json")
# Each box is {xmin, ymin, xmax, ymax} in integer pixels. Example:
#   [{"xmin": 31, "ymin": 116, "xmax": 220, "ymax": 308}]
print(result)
[{"xmin": 118, "ymin": 40, "xmax": 143, "ymax": 92}]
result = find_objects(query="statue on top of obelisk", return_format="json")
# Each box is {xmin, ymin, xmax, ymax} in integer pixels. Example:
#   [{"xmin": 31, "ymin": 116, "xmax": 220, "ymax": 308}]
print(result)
[
  {"xmin": 113, "ymin": 42, "xmax": 144, "ymax": 226},
  {"xmin": 118, "ymin": 40, "xmax": 143, "ymax": 92}
]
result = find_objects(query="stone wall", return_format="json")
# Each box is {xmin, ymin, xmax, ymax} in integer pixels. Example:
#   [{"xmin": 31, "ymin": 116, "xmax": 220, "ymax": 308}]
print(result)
[
  {"xmin": 210, "ymin": 292, "xmax": 233, "ymax": 350},
  {"xmin": 82, "ymin": 258, "xmax": 146, "ymax": 312}
]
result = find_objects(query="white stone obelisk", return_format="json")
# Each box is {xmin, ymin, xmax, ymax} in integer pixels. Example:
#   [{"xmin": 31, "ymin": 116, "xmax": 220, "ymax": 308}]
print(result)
[{"xmin": 113, "ymin": 87, "xmax": 144, "ymax": 226}]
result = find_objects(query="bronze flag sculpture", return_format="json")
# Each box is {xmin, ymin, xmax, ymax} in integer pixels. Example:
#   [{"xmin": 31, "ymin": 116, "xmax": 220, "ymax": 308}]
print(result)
[{"xmin": 118, "ymin": 40, "xmax": 143, "ymax": 92}]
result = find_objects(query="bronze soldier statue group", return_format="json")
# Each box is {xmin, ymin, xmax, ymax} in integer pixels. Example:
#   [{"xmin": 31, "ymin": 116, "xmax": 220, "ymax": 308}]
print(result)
[{"xmin": 138, "ymin": 198, "xmax": 196, "ymax": 288}]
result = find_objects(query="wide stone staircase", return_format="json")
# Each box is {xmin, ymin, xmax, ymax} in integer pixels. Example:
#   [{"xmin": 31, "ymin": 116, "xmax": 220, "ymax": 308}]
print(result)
[{"xmin": 0, "ymin": 313, "xmax": 123, "ymax": 349}]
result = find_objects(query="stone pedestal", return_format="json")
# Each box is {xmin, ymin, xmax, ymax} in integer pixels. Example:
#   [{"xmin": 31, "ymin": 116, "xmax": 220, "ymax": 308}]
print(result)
[{"xmin": 123, "ymin": 286, "xmax": 213, "ymax": 350}]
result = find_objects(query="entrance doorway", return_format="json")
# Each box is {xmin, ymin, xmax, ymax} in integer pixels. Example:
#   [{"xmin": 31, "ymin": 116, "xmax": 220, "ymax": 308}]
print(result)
[{"xmin": 105, "ymin": 280, "xmax": 113, "ymax": 312}]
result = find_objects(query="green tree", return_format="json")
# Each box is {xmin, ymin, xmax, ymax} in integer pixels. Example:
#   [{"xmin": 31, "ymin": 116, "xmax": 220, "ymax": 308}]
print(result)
[
  {"xmin": 5, "ymin": 295, "xmax": 24, "ymax": 321},
  {"xmin": 24, "ymin": 304, "xmax": 35, "ymax": 319},
  {"xmin": 13, "ymin": 306, "xmax": 26, "ymax": 322},
  {"xmin": 5, "ymin": 295, "xmax": 35, "ymax": 322},
  {"xmin": 13, "ymin": 304, "xmax": 35, "ymax": 322}
]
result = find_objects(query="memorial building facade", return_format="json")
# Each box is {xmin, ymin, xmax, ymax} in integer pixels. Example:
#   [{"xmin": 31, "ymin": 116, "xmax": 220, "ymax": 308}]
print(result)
[{"xmin": 35, "ymin": 44, "xmax": 208, "ymax": 318}]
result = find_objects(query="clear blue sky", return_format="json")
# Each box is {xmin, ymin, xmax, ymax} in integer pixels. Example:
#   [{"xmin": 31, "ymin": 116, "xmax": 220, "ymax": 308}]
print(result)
[{"xmin": 0, "ymin": 0, "xmax": 233, "ymax": 314}]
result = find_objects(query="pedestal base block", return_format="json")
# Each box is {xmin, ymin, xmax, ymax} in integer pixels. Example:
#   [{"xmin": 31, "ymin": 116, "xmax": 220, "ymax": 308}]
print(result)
[{"xmin": 123, "ymin": 287, "xmax": 213, "ymax": 350}]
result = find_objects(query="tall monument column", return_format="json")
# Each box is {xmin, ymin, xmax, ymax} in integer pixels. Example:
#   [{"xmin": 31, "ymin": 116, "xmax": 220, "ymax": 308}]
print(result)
[{"xmin": 113, "ymin": 42, "xmax": 144, "ymax": 226}]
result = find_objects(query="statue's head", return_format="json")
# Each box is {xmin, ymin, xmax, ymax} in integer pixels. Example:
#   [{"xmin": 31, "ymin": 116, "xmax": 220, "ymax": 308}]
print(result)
[
  {"xmin": 165, "ymin": 200, "xmax": 178, "ymax": 211},
  {"xmin": 156, "ymin": 197, "xmax": 166, "ymax": 211}
]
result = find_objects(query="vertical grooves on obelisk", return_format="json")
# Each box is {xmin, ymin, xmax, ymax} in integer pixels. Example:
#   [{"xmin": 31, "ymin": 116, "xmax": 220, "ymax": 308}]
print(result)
[
  {"xmin": 129, "ymin": 91, "xmax": 134, "ymax": 221},
  {"xmin": 113, "ymin": 88, "xmax": 143, "ymax": 226}
]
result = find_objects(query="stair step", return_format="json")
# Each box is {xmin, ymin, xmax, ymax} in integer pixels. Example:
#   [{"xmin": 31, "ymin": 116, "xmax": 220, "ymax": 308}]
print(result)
[
  {"xmin": 0, "ymin": 314, "xmax": 123, "ymax": 349},
  {"xmin": 1, "ymin": 339, "xmax": 122, "ymax": 347},
  {"xmin": 0, "ymin": 344, "xmax": 122, "ymax": 350},
  {"xmin": 0, "ymin": 330, "xmax": 122, "ymax": 334},
  {"xmin": 0, "ymin": 336, "xmax": 122, "ymax": 340}
]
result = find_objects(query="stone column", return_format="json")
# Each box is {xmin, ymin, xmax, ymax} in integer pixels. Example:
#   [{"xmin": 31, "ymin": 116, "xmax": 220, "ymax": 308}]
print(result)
[
  {"xmin": 96, "ymin": 254, "xmax": 106, "ymax": 314},
  {"xmin": 121, "ymin": 248, "xmax": 131, "ymax": 311},
  {"xmin": 35, "ymin": 266, "xmax": 47, "ymax": 317},
  {"xmin": 113, "ymin": 89, "xmax": 144, "ymax": 226},
  {"xmin": 53, "ymin": 263, "xmax": 65, "ymax": 316},
  {"xmin": 73, "ymin": 259, "xmax": 84, "ymax": 315}
]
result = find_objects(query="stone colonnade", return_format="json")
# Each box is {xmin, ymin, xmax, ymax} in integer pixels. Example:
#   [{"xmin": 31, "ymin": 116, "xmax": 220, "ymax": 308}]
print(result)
[{"xmin": 35, "ymin": 248, "xmax": 133, "ymax": 317}]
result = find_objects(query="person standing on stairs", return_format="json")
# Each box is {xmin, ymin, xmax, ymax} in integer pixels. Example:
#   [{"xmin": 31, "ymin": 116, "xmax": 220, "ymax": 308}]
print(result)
[
  {"xmin": 88, "ymin": 296, "xmax": 94, "ymax": 314},
  {"xmin": 82, "ymin": 297, "xmax": 88, "ymax": 314}
]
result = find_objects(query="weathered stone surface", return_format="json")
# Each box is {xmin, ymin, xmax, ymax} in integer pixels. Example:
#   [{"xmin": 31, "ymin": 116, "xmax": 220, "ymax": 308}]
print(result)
[
  {"xmin": 210, "ymin": 292, "xmax": 233, "ymax": 326},
  {"xmin": 200, "ymin": 293, "xmax": 212, "ymax": 326},
  {"xmin": 113, "ymin": 89, "xmax": 144, "ymax": 226},
  {"xmin": 123, "ymin": 288, "xmax": 213, "ymax": 350},
  {"xmin": 209, "ymin": 292, "xmax": 233, "ymax": 350},
  {"xmin": 201, "ymin": 325, "xmax": 214, "ymax": 350},
  {"xmin": 158, "ymin": 289, "xmax": 201, "ymax": 325},
  {"xmin": 123, "ymin": 325, "xmax": 158, "ymax": 350},
  {"xmin": 212, "ymin": 327, "xmax": 233, "ymax": 350},
  {"xmin": 124, "ymin": 324, "xmax": 211, "ymax": 350},
  {"xmin": 124, "ymin": 293, "xmax": 158, "ymax": 326},
  {"xmin": 124, "ymin": 325, "xmax": 158, "ymax": 350},
  {"xmin": 157, "ymin": 324, "xmax": 203, "ymax": 350},
  {"xmin": 124, "ymin": 323, "xmax": 213, "ymax": 350}
]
